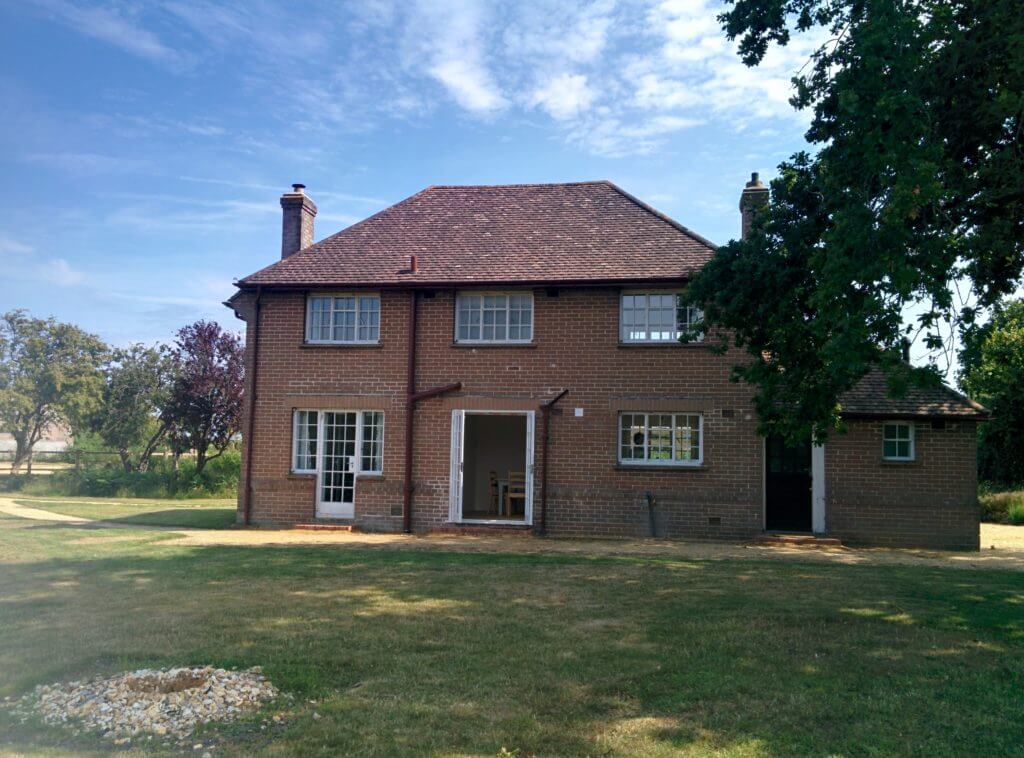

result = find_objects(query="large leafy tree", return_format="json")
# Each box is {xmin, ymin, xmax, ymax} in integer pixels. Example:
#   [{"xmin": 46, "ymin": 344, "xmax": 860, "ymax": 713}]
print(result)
[
  {"xmin": 89, "ymin": 344, "xmax": 177, "ymax": 473},
  {"xmin": 959, "ymin": 299, "xmax": 1024, "ymax": 485},
  {"xmin": 0, "ymin": 311, "xmax": 107, "ymax": 472},
  {"xmin": 165, "ymin": 321, "xmax": 244, "ymax": 475},
  {"xmin": 688, "ymin": 0, "xmax": 1024, "ymax": 441}
]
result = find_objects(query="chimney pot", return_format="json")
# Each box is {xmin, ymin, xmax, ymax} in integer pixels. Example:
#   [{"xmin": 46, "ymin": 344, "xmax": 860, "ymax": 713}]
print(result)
[
  {"xmin": 739, "ymin": 170, "xmax": 769, "ymax": 239},
  {"xmin": 280, "ymin": 184, "xmax": 317, "ymax": 258}
]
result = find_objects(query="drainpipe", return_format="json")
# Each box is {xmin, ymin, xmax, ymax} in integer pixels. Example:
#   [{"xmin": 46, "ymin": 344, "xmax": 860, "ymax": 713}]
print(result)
[
  {"xmin": 401, "ymin": 289, "xmax": 461, "ymax": 533},
  {"xmin": 242, "ymin": 287, "xmax": 262, "ymax": 526},
  {"xmin": 402, "ymin": 291, "xmax": 418, "ymax": 533},
  {"xmin": 538, "ymin": 388, "xmax": 569, "ymax": 536}
]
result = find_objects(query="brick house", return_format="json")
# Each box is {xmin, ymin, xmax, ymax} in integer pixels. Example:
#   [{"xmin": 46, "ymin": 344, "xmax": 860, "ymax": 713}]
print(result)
[{"xmin": 226, "ymin": 177, "xmax": 985, "ymax": 549}]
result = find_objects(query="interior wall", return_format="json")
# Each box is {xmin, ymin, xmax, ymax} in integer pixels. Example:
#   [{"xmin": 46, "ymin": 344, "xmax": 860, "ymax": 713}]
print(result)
[{"xmin": 462, "ymin": 414, "xmax": 527, "ymax": 515}]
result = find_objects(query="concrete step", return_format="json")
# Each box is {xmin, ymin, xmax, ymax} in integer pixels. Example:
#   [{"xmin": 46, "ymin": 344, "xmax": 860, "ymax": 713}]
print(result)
[{"xmin": 754, "ymin": 533, "xmax": 843, "ymax": 547}]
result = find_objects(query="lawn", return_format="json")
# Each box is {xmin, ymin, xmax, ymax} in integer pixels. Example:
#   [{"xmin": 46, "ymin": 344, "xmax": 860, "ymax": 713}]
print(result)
[
  {"xmin": 20, "ymin": 496, "xmax": 237, "ymax": 529},
  {"xmin": 0, "ymin": 514, "xmax": 1022, "ymax": 756}
]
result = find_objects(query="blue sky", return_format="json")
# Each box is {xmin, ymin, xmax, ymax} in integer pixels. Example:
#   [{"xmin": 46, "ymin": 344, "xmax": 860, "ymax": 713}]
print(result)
[{"xmin": 0, "ymin": 0, "xmax": 819, "ymax": 347}]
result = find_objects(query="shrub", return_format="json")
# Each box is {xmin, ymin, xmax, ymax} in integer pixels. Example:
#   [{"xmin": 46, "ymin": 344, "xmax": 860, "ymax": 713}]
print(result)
[
  {"xmin": 979, "ymin": 484, "xmax": 1024, "ymax": 523},
  {"xmin": 4, "ymin": 448, "xmax": 240, "ymax": 499}
]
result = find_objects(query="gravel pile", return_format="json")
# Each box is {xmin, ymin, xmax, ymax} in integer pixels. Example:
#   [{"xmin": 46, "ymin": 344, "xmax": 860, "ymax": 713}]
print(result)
[{"xmin": 10, "ymin": 666, "xmax": 279, "ymax": 747}]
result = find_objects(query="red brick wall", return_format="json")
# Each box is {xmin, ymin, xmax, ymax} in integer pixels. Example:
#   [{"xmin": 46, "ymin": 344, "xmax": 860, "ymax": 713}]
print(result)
[
  {"xmin": 825, "ymin": 419, "xmax": 979, "ymax": 549},
  {"xmin": 235, "ymin": 287, "xmax": 980, "ymax": 549}
]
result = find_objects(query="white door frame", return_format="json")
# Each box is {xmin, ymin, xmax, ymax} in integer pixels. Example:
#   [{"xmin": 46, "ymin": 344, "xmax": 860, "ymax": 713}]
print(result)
[
  {"xmin": 761, "ymin": 436, "xmax": 827, "ymax": 534},
  {"xmin": 315, "ymin": 411, "xmax": 359, "ymax": 519},
  {"xmin": 449, "ymin": 409, "xmax": 535, "ymax": 525}
]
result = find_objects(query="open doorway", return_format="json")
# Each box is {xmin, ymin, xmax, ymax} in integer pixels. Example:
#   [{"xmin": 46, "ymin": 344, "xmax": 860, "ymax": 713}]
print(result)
[{"xmin": 449, "ymin": 411, "xmax": 534, "ymax": 524}]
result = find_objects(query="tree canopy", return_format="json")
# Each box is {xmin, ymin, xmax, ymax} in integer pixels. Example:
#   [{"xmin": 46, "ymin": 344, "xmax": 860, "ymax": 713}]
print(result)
[
  {"xmin": 0, "ymin": 310, "xmax": 107, "ymax": 472},
  {"xmin": 960, "ymin": 299, "xmax": 1024, "ymax": 485},
  {"xmin": 688, "ymin": 0, "xmax": 1024, "ymax": 441},
  {"xmin": 88, "ymin": 344, "xmax": 177, "ymax": 473}
]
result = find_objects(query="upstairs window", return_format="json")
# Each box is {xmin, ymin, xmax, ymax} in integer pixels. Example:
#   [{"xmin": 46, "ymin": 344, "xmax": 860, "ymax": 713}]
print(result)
[
  {"xmin": 306, "ymin": 294, "xmax": 380, "ymax": 344},
  {"xmin": 883, "ymin": 422, "xmax": 915, "ymax": 461},
  {"xmin": 619, "ymin": 412, "xmax": 703, "ymax": 466},
  {"xmin": 620, "ymin": 292, "xmax": 703, "ymax": 343},
  {"xmin": 456, "ymin": 293, "xmax": 533, "ymax": 343}
]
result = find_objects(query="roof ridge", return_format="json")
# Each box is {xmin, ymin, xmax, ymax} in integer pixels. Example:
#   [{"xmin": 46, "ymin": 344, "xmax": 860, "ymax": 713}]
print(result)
[{"xmin": 424, "ymin": 180, "xmax": 612, "ymax": 190}]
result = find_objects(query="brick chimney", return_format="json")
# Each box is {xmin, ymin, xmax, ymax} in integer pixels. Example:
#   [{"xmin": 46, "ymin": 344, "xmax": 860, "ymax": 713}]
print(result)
[
  {"xmin": 280, "ymin": 183, "xmax": 317, "ymax": 258},
  {"xmin": 739, "ymin": 172, "xmax": 769, "ymax": 240}
]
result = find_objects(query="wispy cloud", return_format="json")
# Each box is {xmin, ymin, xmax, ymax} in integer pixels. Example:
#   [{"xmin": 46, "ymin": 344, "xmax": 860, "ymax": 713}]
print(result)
[
  {"xmin": 407, "ymin": 0, "xmax": 507, "ymax": 114},
  {"xmin": 0, "ymin": 236, "xmax": 34, "ymax": 256},
  {"xmin": 30, "ymin": 0, "xmax": 183, "ymax": 67},
  {"xmin": 529, "ymin": 73, "xmax": 597, "ymax": 121},
  {"xmin": 24, "ymin": 151, "xmax": 146, "ymax": 174}
]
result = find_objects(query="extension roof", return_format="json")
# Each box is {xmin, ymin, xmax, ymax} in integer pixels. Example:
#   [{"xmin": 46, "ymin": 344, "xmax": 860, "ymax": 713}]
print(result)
[
  {"xmin": 841, "ymin": 368, "xmax": 987, "ymax": 419},
  {"xmin": 237, "ymin": 181, "xmax": 716, "ymax": 288}
]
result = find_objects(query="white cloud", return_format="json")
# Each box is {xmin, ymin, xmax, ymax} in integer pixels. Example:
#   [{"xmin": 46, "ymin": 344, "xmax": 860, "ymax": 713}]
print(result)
[
  {"xmin": 43, "ymin": 258, "xmax": 87, "ymax": 286},
  {"xmin": 530, "ymin": 74, "xmax": 597, "ymax": 120},
  {"xmin": 31, "ymin": 0, "xmax": 182, "ymax": 66},
  {"xmin": 0, "ymin": 236, "xmax": 34, "ymax": 256}
]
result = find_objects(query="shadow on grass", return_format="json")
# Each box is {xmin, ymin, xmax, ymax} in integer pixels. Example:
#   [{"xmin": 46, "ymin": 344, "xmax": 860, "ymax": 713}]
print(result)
[{"xmin": 1, "ymin": 523, "xmax": 1023, "ymax": 755}]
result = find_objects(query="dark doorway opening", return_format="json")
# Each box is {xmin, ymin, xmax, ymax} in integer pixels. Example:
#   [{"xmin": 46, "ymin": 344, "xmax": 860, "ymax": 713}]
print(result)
[{"xmin": 765, "ymin": 433, "xmax": 812, "ymax": 532}]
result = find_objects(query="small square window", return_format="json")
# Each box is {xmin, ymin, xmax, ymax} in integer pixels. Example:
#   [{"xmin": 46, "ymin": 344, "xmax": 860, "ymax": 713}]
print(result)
[{"xmin": 882, "ymin": 423, "xmax": 915, "ymax": 461}]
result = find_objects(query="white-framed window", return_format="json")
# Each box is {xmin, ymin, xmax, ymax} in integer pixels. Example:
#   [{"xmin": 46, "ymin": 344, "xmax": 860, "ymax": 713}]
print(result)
[
  {"xmin": 455, "ymin": 292, "xmax": 533, "ymax": 343},
  {"xmin": 882, "ymin": 422, "xmax": 915, "ymax": 461},
  {"xmin": 619, "ymin": 412, "xmax": 703, "ymax": 466},
  {"xmin": 620, "ymin": 292, "xmax": 703, "ymax": 343},
  {"xmin": 291, "ymin": 410, "xmax": 384, "ymax": 474},
  {"xmin": 360, "ymin": 411, "xmax": 384, "ymax": 474},
  {"xmin": 292, "ymin": 410, "xmax": 318, "ymax": 473},
  {"xmin": 306, "ymin": 293, "xmax": 381, "ymax": 344}
]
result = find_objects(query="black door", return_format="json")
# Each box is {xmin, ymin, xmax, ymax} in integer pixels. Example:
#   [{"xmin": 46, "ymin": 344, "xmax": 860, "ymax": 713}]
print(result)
[{"xmin": 765, "ymin": 433, "xmax": 812, "ymax": 532}]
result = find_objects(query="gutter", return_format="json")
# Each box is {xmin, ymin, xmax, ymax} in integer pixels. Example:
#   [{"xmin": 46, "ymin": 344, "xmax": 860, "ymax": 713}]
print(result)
[{"xmin": 538, "ymin": 388, "xmax": 569, "ymax": 536}]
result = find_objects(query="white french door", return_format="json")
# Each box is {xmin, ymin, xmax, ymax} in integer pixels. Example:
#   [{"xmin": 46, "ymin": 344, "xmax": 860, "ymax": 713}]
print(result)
[{"xmin": 316, "ymin": 411, "xmax": 358, "ymax": 518}]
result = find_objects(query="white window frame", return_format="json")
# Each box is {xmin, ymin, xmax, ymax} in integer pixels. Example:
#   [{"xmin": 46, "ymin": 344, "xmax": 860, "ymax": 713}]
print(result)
[
  {"xmin": 618, "ymin": 412, "xmax": 704, "ymax": 467},
  {"xmin": 291, "ymin": 409, "xmax": 385, "ymax": 475},
  {"xmin": 620, "ymin": 290, "xmax": 703, "ymax": 343},
  {"xmin": 454, "ymin": 291, "xmax": 534, "ymax": 344},
  {"xmin": 291, "ymin": 409, "xmax": 318, "ymax": 474},
  {"xmin": 305, "ymin": 292, "xmax": 381, "ymax": 345},
  {"xmin": 882, "ymin": 422, "xmax": 915, "ymax": 461}
]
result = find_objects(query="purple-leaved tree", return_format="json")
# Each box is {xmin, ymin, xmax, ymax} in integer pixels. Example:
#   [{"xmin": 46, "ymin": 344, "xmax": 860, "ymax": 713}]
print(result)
[{"xmin": 165, "ymin": 321, "xmax": 244, "ymax": 475}]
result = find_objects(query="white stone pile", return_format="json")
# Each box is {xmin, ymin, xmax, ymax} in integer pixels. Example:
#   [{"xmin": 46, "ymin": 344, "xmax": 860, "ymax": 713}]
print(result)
[{"xmin": 11, "ymin": 666, "xmax": 279, "ymax": 746}]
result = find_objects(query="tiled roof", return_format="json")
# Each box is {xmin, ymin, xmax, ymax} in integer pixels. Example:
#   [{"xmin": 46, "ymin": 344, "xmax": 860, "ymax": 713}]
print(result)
[
  {"xmin": 840, "ymin": 368, "xmax": 987, "ymax": 419},
  {"xmin": 238, "ymin": 181, "xmax": 716, "ymax": 287}
]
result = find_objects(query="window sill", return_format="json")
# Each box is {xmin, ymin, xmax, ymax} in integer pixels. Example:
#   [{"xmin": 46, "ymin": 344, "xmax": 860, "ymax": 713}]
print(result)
[
  {"xmin": 880, "ymin": 458, "xmax": 917, "ymax": 466},
  {"xmin": 451, "ymin": 342, "xmax": 537, "ymax": 349},
  {"xmin": 287, "ymin": 472, "xmax": 315, "ymax": 479},
  {"xmin": 617, "ymin": 341, "xmax": 707, "ymax": 349},
  {"xmin": 615, "ymin": 463, "xmax": 709, "ymax": 472},
  {"xmin": 299, "ymin": 342, "xmax": 382, "ymax": 349}
]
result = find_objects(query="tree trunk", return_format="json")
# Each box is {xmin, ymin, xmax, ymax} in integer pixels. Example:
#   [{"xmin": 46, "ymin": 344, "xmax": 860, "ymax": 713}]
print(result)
[
  {"xmin": 194, "ymin": 446, "xmax": 208, "ymax": 476},
  {"xmin": 10, "ymin": 435, "xmax": 31, "ymax": 474},
  {"xmin": 119, "ymin": 448, "xmax": 135, "ymax": 473}
]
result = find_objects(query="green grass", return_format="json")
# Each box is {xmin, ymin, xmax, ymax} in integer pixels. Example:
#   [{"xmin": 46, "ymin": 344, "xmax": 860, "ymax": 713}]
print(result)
[
  {"xmin": 20, "ymin": 497, "xmax": 237, "ymax": 529},
  {"xmin": 0, "ymin": 515, "xmax": 1022, "ymax": 755}
]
